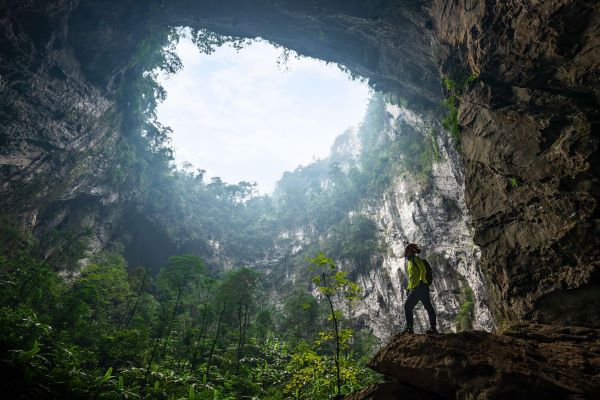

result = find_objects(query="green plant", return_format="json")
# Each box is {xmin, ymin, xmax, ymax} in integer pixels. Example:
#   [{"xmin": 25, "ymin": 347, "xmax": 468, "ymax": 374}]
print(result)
[
  {"xmin": 428, "ymin": 127, "xmax": 441, "ymax": 161},
  {"xmin": 440, "ymin": 73, "xmax": 477, "ymax": 148},
  {"xmin": 308, "ymin": 253, "xmax": 362, "ymax": 398},
  {"xmin": 455, "ymin": 285, "xmax": 475, "ymax": 332},
  {"xmin": 442, "ymin": 94, "xmax": 460, "ymax": 144},
  {"xmin": 509, "ymin": 176, "xmax": 519, "ymax": 188}
]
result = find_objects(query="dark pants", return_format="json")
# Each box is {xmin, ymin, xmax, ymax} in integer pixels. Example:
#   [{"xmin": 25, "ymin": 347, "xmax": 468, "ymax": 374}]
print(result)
[{"xmin": 404, "ymin": 283, "xmax": 436, "ymax": 329}]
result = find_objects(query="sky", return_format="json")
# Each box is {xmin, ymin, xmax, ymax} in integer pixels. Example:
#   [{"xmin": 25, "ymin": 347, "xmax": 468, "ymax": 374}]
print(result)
[{"xmin": 157, "ymin": 37, "xmax": 371, "ymax": 194}]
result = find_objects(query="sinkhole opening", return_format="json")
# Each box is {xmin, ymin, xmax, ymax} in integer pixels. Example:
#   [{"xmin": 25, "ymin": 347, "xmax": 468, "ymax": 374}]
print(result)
[{"xmin": 155, "ymin": 28, "xmax": 371, "ymax": 195}]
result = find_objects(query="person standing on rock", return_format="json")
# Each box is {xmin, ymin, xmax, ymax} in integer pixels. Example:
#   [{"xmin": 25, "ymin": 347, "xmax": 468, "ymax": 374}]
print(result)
[{"xmin": 401, "ymin": 243, "xmax": 437, "ymax": 334}]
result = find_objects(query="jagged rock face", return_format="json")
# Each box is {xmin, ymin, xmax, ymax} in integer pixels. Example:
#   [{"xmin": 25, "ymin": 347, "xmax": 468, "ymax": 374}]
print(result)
[
  {"xmin": 360, "ymin": 324, "xmax": 600, "ymax": 400},
  {"xmin": 0, "ymin": 1, "xmax": 123, "ymax": 249},
  {"xmin": 349, "ymin": 104, "xmax": 495, "ymax": 338},
  {"xmin": 430, "ymin": 0, "xmax": 600, "ymax": 327},
  {"xmin": 1, "ymin": 0, "xmax": 598, "ymax": 327}
]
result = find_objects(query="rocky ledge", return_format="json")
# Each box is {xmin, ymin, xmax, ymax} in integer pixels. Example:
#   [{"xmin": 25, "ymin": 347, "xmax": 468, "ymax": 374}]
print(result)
[{"xmin": 345, "ymin": 324, "xmax": 600, "ymax": 400}]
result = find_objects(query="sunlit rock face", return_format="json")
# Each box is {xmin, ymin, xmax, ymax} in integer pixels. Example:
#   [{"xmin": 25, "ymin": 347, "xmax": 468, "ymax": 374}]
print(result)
[
  {"xmin": 256, "ymin": 99, "xmax": 495, "ymax": 340},
  {"xmin": 342, "ymin": 104, "xmax": 495, "ymax": 339},
  {"xmin": 1, "ymin": 0, "xmax": 598, "ymax": 328}
]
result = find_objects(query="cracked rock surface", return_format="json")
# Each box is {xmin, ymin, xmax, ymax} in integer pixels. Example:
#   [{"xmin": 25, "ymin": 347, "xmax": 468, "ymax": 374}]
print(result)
[{"xmin": 345, "ymin": 323, "xmax": 600, "ymax": 400}]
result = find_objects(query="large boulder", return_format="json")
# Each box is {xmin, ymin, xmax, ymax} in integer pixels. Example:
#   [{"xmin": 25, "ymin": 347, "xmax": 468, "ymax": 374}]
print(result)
[{"xmin": 348, "ymin": 324, "xmax": 600, "ymax": 400}]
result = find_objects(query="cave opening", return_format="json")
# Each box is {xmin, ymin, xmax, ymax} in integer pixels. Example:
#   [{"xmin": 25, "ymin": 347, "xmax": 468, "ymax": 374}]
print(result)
[{"xmin": 155, "ymin": 28, "xmax": 371, "ymax": 194}]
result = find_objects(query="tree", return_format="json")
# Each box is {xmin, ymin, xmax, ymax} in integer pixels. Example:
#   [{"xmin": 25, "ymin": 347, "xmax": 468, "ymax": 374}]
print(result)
[
  {"xmin": 282, "ymin": 289, "xmax": 320, "ymax": 344},
  {"xmin": 309, "ymin": 253, "xmax": 361, "ymax": 398},
  {"xmin": 218, "ymin": 267, "xmax": 259, "ymax": 374},
  {"xmin": 145, "ymin": 254, "xmax": 205, "ymax": 381},
  {"xmin": 117, "ymin": 266, "xmax": 152, "ymax": 331},
  {"xmin": 188, "ymin": 277, "xmax": 216, "ymax": 372}
]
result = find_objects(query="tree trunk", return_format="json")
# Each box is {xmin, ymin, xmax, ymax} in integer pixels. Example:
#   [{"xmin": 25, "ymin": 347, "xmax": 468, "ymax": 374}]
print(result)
[
  {"xmin": 205, "ymin": 303, "xmax": 226, "ymax": 382},
  {"xmin": 160, "ymin": 286, "xmax": 183, "ymax": 358},
  {"xmin": 144, "ymin": 287, "xmax": 182, "ymax": 382},
  {"xmin": 323, "ymin": 272, "xmax": 342, "ymax": 397},
  {"xmin": 189, "ymin": 283, "xmax": 212, "ymax": 372},
  {"xmin": 119, "ymin": 272, "xmax": 147, "ymax": 330}
]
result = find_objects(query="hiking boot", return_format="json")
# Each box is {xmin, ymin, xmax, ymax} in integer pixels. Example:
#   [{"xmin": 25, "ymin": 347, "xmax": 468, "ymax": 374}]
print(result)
[
  {"xmin": 400, "ymin": 327, "xmax": 414, "ymax": 334},
  {"xmin": 426, "ymin": 328, "xmax": 438, "ymax": 334}
]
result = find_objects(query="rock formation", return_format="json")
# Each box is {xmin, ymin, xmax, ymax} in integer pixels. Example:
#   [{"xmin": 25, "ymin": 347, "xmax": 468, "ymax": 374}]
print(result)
[
  {"xmin": 345, "ymin": 323, "xmax": 600, "ymax": 399},
  {"xmin": 319, "ymin": 102, "xmax": 496, "ymax": 338},
  {"xmin": 433, "ymin": 0, "xmax": 600, "ymax": 329}
]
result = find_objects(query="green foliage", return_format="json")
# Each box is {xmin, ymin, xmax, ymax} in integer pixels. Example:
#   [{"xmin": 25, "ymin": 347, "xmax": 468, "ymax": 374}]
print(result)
[
  {"xmin": 440, "ymin": 73, "xmax": 477, "ymax": 148},
  {"xmin": 508, "ymin": 176, "xmax": 520, "ymax": 188},
  {"xmin": 189, "ymin": 28, "xmax": 251, "ymax": 55},
  {"xmin": 353, "ymin": 93, "xmax": 438, "ymax": 189},
  {"xmin": 157, "ymin": 254, "xmax": 205, "ymax": 295},
  {"xmin": 455, "ymin": 285, "xmax": 475, "ymax": 332},
  {"xmin": 281, "ymin": 290, "xmax": 319, "ymax": 345},
  {"xmin": 442, "ymin": 94, "xmax": 460, "ymax": 145},
  {"xmin": 308, "ymin": 253, "xmax": 364, "ymax": 398},
  {"xmin": 327, "ymin": 215, "xmax": 382, "ymax": 275},
  {"xmin": 336, "ymin": 64, "xmax": 368, "ymax": 82},
  {"xmin": 1, "ymin": 222, "xmax": 379, "ymax": 399},
  {"xmin": 284, "ymin": 341, "xmax": 372, "ymax": 399},
  {"xmin": 392, "ymin": 120, "xmax": 437, "ymax": 184},
  {"xmin": 284, "ymin": 329, "xmax": 379, "ymax": 399}
]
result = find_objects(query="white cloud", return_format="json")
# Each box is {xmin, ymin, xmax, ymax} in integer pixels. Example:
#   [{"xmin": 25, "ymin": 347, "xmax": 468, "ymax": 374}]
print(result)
[{"xmin": 157, "ymin": 38, "xmax": 370, "ymax": 194}]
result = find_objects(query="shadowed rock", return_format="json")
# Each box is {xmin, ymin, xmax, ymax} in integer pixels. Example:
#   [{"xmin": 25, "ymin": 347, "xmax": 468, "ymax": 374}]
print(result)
[{"xmin": 346, "ymin": 324, "xmax": 599, "ymax": 399}]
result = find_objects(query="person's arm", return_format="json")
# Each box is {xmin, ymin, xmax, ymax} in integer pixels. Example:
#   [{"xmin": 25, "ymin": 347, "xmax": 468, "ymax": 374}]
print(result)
[
  {"xmin": 420, "ymin": 259, "xmax": 430, "ymax": 282},
  {"xmin": 423, "ymin": 259, "xmax": 431, "ymax": 269}
]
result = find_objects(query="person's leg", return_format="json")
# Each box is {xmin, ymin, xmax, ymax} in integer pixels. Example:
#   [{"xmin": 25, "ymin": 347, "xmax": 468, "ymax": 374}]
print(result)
[
  {"xmin": 419, "ymin": 285, "xmax": 437, "ymax": 332},
  {"xmin": 403, "ymin": 289, "xmax": 419, "ymax": 332}
]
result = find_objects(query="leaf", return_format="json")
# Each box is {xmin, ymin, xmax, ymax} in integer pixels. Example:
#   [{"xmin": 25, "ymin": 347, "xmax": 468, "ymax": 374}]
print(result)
[
  {"xmin": 154, "ymin": 380, "xmax": 160, "ymax": 393},
  {"xmin": 96, "ymin": 367, "xmax": 113, "ymax": 385},
  {"xmin": 21, "ymin": 341, "xmax": 40, "ymax": 360}
]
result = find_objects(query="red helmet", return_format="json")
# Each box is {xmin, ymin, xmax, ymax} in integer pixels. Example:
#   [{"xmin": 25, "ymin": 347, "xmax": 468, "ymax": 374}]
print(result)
[{"xmin": 404, "ymin": 243, "xmax": 421, "ymax": 257}]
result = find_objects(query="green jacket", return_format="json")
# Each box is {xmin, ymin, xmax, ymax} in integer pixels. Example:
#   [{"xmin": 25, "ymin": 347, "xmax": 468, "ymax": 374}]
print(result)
[{"xmin": 406, "ymin": 255, "xmax": 428, "ymax": 290}]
